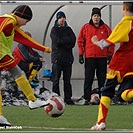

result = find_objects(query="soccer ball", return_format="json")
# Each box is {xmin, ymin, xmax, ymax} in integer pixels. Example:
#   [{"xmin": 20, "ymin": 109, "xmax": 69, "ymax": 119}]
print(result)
[
  {"xmin": 90, "ymin": 93, "xmax": 100, "ymax": 105},
  {"xmin": 44, "ymin": 96, "xmax": 65, "ymax": 117}
]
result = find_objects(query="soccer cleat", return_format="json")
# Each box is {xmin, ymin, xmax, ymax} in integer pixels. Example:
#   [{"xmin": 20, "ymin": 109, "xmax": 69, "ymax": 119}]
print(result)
[
  {"xmin": 91, "ymin": 122, "xmax": 106, "ymax": 130},
  {"xmin": 29, "ymin": 99, "xmax": 49, "ymax": 110},
  {"xmin": 30, "ymin": 81, "xmax": 39, "ymax": 87},
  {"xmin": 32, "ymin": 77, "xmax": 39, "ymax": 83},
  {"xmin": 0, "ymin": 115, "xmax": 11, "ymax": 126}
]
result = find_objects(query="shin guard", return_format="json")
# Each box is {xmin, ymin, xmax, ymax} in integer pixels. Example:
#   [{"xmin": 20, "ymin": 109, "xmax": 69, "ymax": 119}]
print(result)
[{"xmin": 97, "ymin": 96, "xmax": 111, "ymax": 124}]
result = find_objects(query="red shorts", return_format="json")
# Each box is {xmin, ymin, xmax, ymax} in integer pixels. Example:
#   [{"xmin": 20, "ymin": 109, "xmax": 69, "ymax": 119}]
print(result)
[{"xmin": 0, "ymin": 55, "xmax": 17, "ymax": 71}]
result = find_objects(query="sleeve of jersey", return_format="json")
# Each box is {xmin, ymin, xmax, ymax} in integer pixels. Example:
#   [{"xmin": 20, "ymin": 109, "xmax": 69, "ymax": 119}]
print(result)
[
  {"xmin": 14, "ymin": 26, "xmax": 51, "ymax": 53},
  {"xmin": 106, "ymin": 20, "xmax": 130, "ymax": 45},
  {"xmin": 0, "ymin": 17, "xmax": 14, "ymax": 34},
  {"xmin": 97, "ymin": 20, "xmax": 131, "ymax": 49}
]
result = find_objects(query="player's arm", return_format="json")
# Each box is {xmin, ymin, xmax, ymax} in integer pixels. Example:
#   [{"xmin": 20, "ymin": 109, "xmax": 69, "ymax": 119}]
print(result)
[
  {"xmin": 106, "ymin": 20, "xmax": 130, "ymax": 44},
  {"xmin": 92, "ymin": 20, "xmax": 131, "ymax": 49},
  {"xmin": 0, "ymin": 17, "xmax": 15, "ymax": 36},
  {"xmin": 14, "ymin": 26, "xmax": 51, "ymax": 53}
]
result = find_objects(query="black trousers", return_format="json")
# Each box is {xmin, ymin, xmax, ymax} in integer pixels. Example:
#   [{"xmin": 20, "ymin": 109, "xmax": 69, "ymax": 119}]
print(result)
[
  {"xmin": 102, "ymin": 77, "xmax": 133, "ymax": 102},
  {"xmin": 84, "ymin": 58, "xmax": 107, "ymax": 101},
  {"xmin": 52, "ymin": 63, "xmax": 72, "ymax": 101},
  {"xmin": 18, "ymin": 60, "xmax": 42, "ymax": 78}
]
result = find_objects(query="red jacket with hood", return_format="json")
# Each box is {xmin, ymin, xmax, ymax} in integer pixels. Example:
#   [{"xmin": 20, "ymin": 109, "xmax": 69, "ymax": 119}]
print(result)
[{"xmin": 77, "ymin": 19, "xmax": 115, "ymax": 58}]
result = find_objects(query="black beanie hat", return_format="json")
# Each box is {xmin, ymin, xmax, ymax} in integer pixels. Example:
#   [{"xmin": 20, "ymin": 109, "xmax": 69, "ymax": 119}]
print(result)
[
  {"xmin": 91, "ymin": 7, "xmax": 101, "ymax": 17},
  {"xmin": 56, "ymin": 11, "xmax": 66, "ymax": 20},
  {"xmin": 12, "ymin": 5, "xmax": 32, "ymax": 21}
]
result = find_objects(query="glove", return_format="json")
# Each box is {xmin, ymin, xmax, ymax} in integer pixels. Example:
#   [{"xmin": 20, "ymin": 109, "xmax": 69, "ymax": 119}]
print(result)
[
  {"xmin": 45, "ymin": 47, "xmax": 51, "ymax": 53},
  {"xmin": 107, "ymin": 56, "xmax": 112, "ymax": 65},
  {"xmin": 79, "ymin": 55, "xmax": 84, "ymax": 64}
]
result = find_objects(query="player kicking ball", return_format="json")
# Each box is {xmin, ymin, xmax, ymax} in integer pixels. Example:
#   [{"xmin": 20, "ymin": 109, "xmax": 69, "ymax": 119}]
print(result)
[{"xmin": 0, "ymin": 5, "xmax": 51, "ymax": 126}]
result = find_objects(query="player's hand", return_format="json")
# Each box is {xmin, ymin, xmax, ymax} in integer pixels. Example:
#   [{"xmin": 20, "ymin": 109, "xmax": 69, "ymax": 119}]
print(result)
[
  {"xmin": 91, "ymin": 35, "xmax": 98, "ymax": 45},
  {"xmin": 45, "ymin": 47, "xmax": 51, "ymax": 53},
  {"xmin": 40, "ymin": 58, "xmax": 45, "ymax": 62}
]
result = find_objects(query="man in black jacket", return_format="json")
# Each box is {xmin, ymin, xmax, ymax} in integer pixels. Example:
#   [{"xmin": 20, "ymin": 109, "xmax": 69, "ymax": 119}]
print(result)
[{"xmin": 50, "ymin": 11, "xmax": 76, "ymax": 105}]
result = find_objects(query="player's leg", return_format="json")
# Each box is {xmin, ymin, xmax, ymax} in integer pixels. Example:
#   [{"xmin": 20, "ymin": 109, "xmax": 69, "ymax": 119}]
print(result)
[
  {"xmin": 119, "ymin": 77, "xmax": 133, "ymax": 101},
  {"xmin": 28, "ymin": 62, "xmax": 43, "ymax": 87},
  {"xmin": 0, "ymin": 56, "xmax": 13, "ymax": 126},
  {"xmin": 28, "ymin": 61, "xmax": 42, "ymax": 83},
  {"xmin": 91, "ymin": 77, "xmax": 118, "ymax": 130},
  {"xmin": 18, "ymin": 61, "xmax": 30, "ymax": 78},
  {"xmin": 18, "ymin": 61, "xmax": 39, "ymax": 87},
  {"xmin": 0, "ymin": 89, "xmax": 11, "ymax": 126},
  {"xmin": 96, "ymin": 58, "xmax": 107, "ymax": 97},
  {"xmin": 9, "ymin": 65, "xmax": 49, "ymax": 109}
]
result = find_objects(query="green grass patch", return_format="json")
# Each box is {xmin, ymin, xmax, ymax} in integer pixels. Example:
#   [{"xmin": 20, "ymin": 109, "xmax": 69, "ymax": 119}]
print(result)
[{"xmin": 1, "ymin": 105, "xmax": 133, "ymax": 131}]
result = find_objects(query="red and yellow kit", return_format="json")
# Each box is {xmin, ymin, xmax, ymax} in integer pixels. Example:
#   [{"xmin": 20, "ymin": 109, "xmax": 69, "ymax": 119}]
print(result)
[
  {"xmin": 105, "ymin": 16, "xmax": 133, "ymax": 82},
  {"xmin": 0, "ymin": 14, "xmax": 50, "ymax": 70}
]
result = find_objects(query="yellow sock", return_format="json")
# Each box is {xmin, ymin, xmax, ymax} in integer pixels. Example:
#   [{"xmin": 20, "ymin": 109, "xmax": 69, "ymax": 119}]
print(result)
[
  {"xmin": 97, "ymin": 96, "xmax": 110, "ymax": 124},
  {"xmin": 15, "ymin": 75, "xmax": 36, "ymax": 101},
  {"xmin": 0, "ymin": 90, "xmax": 2, "ymax": 115},
  {"xmin": 29, "ymin": 69, "xmax": 38, "ymax": 81},
  {"xmin": 121, "ymin": 89, "xmax": 133, "ymax": 101}
]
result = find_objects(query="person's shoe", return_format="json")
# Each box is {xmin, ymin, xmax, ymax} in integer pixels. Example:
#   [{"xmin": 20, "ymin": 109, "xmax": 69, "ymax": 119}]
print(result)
[
  {"xmin": 29, "ymin": 99, "xmax": 49, "ymax": 110},
  {"xmin": 0, "ymin": 115, "xmax": 11, "ymax": 126},
  {"xmin": 30, "ymin": 81, "xmax": 39, "ymax": 87},
  {"xmin": 65, "ymin": 100, "xmax": 75, "ymax": 105},
  {"xmin": 84, "ymin": 100, "xmax": 90, "ymax": 105},
  {"xmin": 91, "ymin": 122, "xmax": 106, "ymax": 130},
  {"xmin": 32, "ymin": 78, "xmax": 39, "ymax": 83}
]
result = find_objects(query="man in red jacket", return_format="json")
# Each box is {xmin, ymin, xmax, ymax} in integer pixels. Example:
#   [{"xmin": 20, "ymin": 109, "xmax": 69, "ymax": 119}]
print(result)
[{"xmin": 77, "ymin": 7, "xmax": 115, "ymax": 105}]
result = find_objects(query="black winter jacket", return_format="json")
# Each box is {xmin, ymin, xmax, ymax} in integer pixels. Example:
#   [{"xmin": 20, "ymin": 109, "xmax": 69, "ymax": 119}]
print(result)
[
  {"xmin": 13, "ymin": 43, "xmax": 42, "ymax": 64},
  {"xmin": 50, "ymin": 21, "xmax": 76, "ymax": 65}
]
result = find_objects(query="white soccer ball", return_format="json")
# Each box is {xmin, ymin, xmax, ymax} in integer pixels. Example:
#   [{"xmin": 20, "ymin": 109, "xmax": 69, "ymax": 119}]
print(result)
[
  {"xmin": 44, "ymin": 96, "xmax": 65, "ymax": 117},
  {"xmin": 90, "ymin": 93, "xmax": 100, "ymax": 105}
]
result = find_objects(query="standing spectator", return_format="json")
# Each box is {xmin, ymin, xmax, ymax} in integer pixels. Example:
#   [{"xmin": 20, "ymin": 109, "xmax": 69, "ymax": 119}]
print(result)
[
  {"xmin": 77, "ymin": 7, "xmax": 115, "ymax": 105},
  {"xmin": 50, "ymin": 11, "xmax": 76, "ymax": 105},
  {"xmin": 13, "ymin": 31, "xmax": 45, "ymax": 87},
  {"xmin": 91, "ymin": 2, "xmax": 133, "ymax": 130},
  {"xmin": 0, "ymin": 5, "xmax": 51, "ymax": 126}
]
